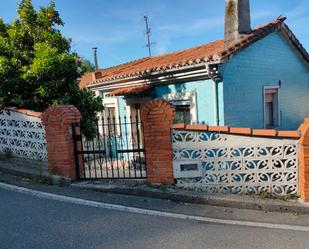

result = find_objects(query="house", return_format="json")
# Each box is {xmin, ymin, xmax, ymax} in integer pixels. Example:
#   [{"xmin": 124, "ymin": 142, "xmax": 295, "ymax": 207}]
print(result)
[{"xmin": 79, "ymin": 0, "xmax": 309, "ymax": 130}]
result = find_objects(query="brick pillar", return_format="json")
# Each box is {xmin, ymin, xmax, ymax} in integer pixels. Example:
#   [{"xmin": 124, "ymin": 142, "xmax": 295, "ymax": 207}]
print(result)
[
  {"xmin": 299, "ymin": 118, "xmax": 309, "ymax": 202},
  {"xmin": 141, "ymin": 99, "xmax": 175, "ymax": 184},
  {"xmin": 42, "ymin": 105, "xmax": 81, "ymax": 180}
]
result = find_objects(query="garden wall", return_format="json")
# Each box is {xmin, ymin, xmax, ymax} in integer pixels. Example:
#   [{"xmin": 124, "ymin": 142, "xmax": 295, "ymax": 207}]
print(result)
[
  {"xmin": 0, "ymin": 108, "xmax": 47, "ymax": 161},
  {"xmin": 172, "ymin": 124, "xmax": 300, "ymax": 196}
]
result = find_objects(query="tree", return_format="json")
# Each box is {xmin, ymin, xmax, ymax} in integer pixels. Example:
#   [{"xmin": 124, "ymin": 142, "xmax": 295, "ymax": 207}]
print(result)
[
  {"xmin": 0, "ymin": 0, "xmax": 103, "ymax": 137},
  {"xmin": 80, "ymin": 58, "xmax": 95, "ymax": 73}
]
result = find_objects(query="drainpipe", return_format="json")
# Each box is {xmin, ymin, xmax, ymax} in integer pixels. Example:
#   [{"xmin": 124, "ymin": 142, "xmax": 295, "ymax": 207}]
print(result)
[
  {"xmin": 209, "ymin": 63, "xmax": 220, "ymax": 126},
  {"xmin": 213, "ymin": 79, "xmax": 219, "ymax": 126}
]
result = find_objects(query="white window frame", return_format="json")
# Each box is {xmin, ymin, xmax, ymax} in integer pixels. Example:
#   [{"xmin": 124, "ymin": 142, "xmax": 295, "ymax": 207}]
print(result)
[
  {"xmin": 263, "ymin": 86, "xmax": 280, "ymax": 129},
  {"xmin": 161, "ymin": 91, "xmax": 197, "ymax": 124},
  {"xmin": 103, "ymin": 97, "xmax": 119, "ymax": 118},
  {"xmin": 102, "ymin": 97, "xmax": 120, "ymax": 135}
]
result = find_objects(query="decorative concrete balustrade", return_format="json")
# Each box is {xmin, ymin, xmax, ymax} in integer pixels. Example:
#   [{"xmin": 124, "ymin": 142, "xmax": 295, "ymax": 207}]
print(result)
[
  {"xmin": 172, "ymin": 124, "xmax": 300, "ymax": 196},
  {"xmin": 0, "ymin": 108, "xmax": 47, "ymax": 161}
]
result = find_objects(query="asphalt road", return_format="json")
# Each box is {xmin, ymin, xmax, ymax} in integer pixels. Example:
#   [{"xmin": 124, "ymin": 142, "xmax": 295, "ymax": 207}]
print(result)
[{"xmin": 1, "ymin": 185, "xmax": 309, "ymax": 249}]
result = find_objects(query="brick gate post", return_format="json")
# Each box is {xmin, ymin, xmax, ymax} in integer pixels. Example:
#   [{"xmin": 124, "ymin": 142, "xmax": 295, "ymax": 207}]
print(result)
[
  {"xmin": 42, "ymin": 105, "xmax": 81, "ymax": 180},
  {"xmin": 141, "ymin": 99, "xmax": 175, "ymax": 184},
  {"xmin": 299, "ymin": 118, "xmax": 309, "ymax": 202}
]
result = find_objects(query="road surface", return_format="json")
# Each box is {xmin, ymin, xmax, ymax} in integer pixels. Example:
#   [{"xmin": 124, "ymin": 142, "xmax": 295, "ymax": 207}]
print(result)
[{"xmin": 0, "ymin": 183, "xmax": 309, "ymax": 249}]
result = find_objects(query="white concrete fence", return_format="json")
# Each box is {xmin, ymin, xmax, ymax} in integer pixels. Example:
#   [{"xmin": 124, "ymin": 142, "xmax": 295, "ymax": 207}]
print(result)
[
  {"xmin": 0, "ymin": 108, "xmax": 47, "ymax": 161},
  {"xmin": 172, "ymin": 129, "xmax": 299, "ymax": 196}
]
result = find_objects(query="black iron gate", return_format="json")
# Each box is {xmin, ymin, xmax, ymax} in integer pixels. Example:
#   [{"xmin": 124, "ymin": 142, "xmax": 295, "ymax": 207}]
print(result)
[{"xmin": 72, "ymin": 115, "xmax": 146, "ymax": 180}]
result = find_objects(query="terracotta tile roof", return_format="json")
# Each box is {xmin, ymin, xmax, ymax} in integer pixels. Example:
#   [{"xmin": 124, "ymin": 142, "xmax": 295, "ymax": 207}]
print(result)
[
  {"xmin": 79, "ymin": 39, "xmax": 224, "ymax": 88},
  {"xmin": 78, "ymin": 71, "xmax": 94, "ymax": 89},
  {"xmin": 216, "ymin": 17, "xmax": 309, "ymax": 62},
  {"xmin": 79, "ymin": 17, "xmax": 309, "ymax": 88},
  {"xmin": 106, "ymin": 85, "xmax": 153, "ymax": 97}
]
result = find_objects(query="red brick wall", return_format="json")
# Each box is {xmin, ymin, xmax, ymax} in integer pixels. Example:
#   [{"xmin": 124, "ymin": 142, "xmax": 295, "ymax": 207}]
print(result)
[
  {"xmin": 42, "ymin": 105, "xmax": 81, "ymax": 180},
  {"xmin": 141, "ymin": 99, "xmax": 175, "ymax": 184},
  {"xmin": 299, "ymin": 118, "xmax": 309, "ymax": 202}
]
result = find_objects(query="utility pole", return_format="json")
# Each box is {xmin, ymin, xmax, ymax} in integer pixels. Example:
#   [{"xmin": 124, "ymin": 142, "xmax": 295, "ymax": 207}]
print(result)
[
  {"xmin": 92, "ymin": 47, "xmax": 99, "ymax": 71},
  {"xmin": 144, "ymin": 15, "xmax": 153, "ymax": 57}
]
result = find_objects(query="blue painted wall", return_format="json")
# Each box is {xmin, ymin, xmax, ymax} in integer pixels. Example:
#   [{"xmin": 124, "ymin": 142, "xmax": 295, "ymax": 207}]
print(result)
[
  {"xmin": 217, "ymin": 81, "xmax": 224, "ymax": 125},
  {"xmin": 222, "ymin": 32, "xmax": 309, "ymax": 130},
  {"xmin": 154, "ymin": 79, "xmax": 224, "ymax": 125}
]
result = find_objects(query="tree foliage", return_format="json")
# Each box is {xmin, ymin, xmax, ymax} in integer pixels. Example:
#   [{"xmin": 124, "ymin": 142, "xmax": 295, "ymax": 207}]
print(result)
[
  {"xmin": 80, "ymin": 58, "xmax": 95, "ymax": 73},
  {"xmin": 0, "ymin": 0, "xmax": 103, "ymax": 137}
]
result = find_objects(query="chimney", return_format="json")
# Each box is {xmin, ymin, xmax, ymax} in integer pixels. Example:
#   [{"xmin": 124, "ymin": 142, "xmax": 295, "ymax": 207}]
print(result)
[
  {"xmin": 224, "ymin": 0, "xmax": 251, "ymax": 48},
  {"xmin": 92, "ymin": 47, "xmax": 99, "ymax": 71}
]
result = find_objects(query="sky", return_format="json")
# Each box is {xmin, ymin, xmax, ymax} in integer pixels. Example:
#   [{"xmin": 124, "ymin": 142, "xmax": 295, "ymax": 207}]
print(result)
[{"xmin": 1, "ymin": 0, "xmax": 309, "ymax": 69}]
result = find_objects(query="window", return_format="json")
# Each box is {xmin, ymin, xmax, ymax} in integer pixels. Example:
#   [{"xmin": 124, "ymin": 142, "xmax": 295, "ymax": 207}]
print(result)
[
  {"xmin": 170, "ymin": 99, "xmax": 191, "ymax": 124},
  {"xmin": 264, "ymin": 87, "xmax": 279, "ymax": 128},
  {"xmin": 174, "ymin": 105, "xmax": 191, "ymax": 124},
  {"xmin": 163, "ymin": 91, "xmax": 197, "ymax": 124},
  {"xmin": 99, "ymin": 91, "xmax": 104, "ymax": 99}
]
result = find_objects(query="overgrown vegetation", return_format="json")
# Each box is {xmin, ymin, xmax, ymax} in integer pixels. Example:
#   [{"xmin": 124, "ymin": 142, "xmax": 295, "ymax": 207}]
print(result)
[
  {"xmin": 3, "ymin": 148, "xmax": 13, "ymax": 159},
  {"xmin": 57, "ymin": 176, "xmax": 70, "ymax": 187},
  {"xmin": 80, "ymin": 58, "xmax": 95, "ymax": 73},
  {"xmin": 258, "ymin": 191, "xmax": 299, "ymax": 201},
  {"xmin": 145, "ymin": 182, "xmax": 169, "ymax": 192},
  {"xmin": 34, "ymin": 175, "xmax": 53, "ymax": 185},
  {"xmin": 0, "ymin": 148, "xmax": 13, "ymax": 160},
  {"xmin": 0, "ymin": 0, "xmax": 103, "ymax": 137}
]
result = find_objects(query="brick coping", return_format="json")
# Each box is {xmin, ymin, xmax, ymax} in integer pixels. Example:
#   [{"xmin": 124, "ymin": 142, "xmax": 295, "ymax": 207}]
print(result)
[
  {"xmin": 1, "ymin": 107, "xmax": 42, "ymax": 118},
  {"xmin": 171, "ymin": 123, "xmax": 300, "ymax": 139}
]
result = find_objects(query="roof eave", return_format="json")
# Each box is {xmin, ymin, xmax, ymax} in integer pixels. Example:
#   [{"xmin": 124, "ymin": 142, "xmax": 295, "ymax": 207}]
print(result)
[
  {"xmin": 279, "ymin": 23, "xmax": 309, "ymax": 68},
  {"xmin": 87, "ymin": 61, "xmax": 222, "ymax": 90},
  {"xmin": 216, "ymin": 18, "xmax": 309, "ymax": 67}
]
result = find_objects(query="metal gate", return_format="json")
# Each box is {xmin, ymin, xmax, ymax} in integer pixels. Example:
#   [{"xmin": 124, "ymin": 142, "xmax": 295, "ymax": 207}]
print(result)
[{"xmin": 72, "ymin": 115, "xmax": 146, "ymax": 180}]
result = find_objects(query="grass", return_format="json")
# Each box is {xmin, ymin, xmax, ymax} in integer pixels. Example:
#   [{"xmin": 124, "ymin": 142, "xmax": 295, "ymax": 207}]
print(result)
[
  {"xmin": 57, "ymin": 176, "xmax": 70, "ymax": 187},
  {"xmin": 145, "ymin": 182, "xmax": 169, "ymax": 192},
  {"xmin": 34, "ymin": 175, "xmax": 53, "ymax": 185},
  {"xmin": 0, "ymin": 149, "xmax": 13, "ymax": 161},
  {"xmin": 258, "ymin": 191, "xmax": 299, "ymax": 201}
]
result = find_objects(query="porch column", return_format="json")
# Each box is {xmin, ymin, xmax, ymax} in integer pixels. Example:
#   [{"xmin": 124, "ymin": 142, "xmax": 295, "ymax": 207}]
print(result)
[{"xmin": 141, "ymin": 99, "xmax": 175, "ymax": 184}]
